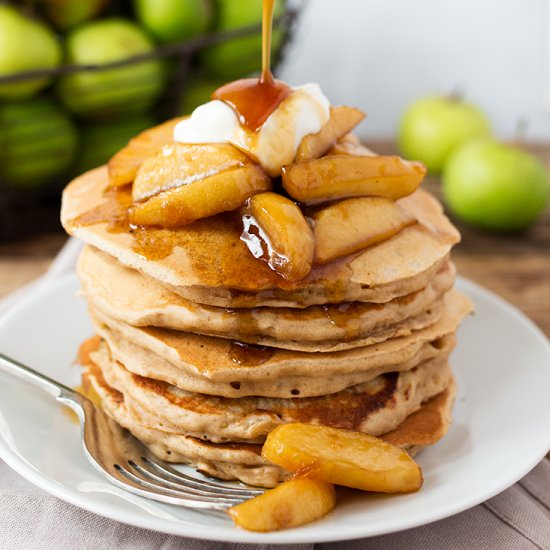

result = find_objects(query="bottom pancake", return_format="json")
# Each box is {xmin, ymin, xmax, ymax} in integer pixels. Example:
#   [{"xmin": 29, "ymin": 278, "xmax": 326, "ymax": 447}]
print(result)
[{"xmin": 81, "ymin": 342, "xmax": 456, "ymax": 487}]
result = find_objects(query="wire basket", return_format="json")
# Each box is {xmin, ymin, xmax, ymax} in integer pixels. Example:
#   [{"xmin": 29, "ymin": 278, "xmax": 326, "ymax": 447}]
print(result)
[{"xmin": 0, "ymin": 8, "xmax": 300, "ymax": 242}]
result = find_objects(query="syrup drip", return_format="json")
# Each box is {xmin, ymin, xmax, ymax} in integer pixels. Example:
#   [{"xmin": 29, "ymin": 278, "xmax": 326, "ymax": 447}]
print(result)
[
  {"xmin": 212, "ymin": 0, "xmax": 291, "ymax": 131},
  {"xmin": 228, "ymin": 341, "xmax": 274, "ymax": 366},
  {"xmin": 73, "ymin": 185, "xmax": 133, "ymax": 233},
  {"xmin": 72, "ymin": 186, "xmax": 176, "ymax": 261}
]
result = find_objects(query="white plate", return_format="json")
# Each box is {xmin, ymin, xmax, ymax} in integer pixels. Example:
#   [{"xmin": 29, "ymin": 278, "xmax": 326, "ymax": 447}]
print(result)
[{"xmin": 0, "ymin": 275, "xmax": 549, "ymax": 544}]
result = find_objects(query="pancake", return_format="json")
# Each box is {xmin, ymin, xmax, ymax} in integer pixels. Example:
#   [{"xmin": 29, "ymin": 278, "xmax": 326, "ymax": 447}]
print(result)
[
  {"xmin": 95, "ymin": 330, "xmax": 455, "ymax": 399},
  {"xmin": 89, "ymin": 290, "xmax": 472, "ymax": 397},
  {"xmin": 61, "ymin": 166, "xmax": 460, "ymax": 308},
  {"xmin": 92, "ymin": 341, "xmax": 453, "ymax": 444},
  {"xmin": 82, "ymin": 350, "xmax": 456, "ymax": 487},
  {"xmin": 79, "ymin": 245, "xmax": 455, "ymax": 351}
]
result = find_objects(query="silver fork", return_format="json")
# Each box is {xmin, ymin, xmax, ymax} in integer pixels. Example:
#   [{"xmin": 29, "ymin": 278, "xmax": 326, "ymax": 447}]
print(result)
[{"xmin": 0, "ymin": 352, "xmax": 264, "ymax": 511}]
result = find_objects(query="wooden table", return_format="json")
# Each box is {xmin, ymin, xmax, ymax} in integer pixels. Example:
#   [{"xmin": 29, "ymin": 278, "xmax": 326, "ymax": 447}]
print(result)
[{"xmin": 1, "ymin": 145, "xmax": 549, "ymax": 338}]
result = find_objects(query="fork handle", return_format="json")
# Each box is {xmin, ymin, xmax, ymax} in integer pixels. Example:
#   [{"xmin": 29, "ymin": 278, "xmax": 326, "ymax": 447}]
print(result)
[{"xmin": 0, "ymin": 352, "xmax": 78, "ymax": 401}]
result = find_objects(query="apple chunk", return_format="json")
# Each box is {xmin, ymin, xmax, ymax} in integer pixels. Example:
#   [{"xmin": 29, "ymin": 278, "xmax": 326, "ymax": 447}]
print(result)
[
  {"xmin": 241, "ymin": 192, "xmax": 315, "ymax": 281},
  {"xmin": 296, "ymin": 106, "xmax": 365, "ymax": 161},
  {"xmin": 132, "ymin": 142, "xmax": 252, "ymax": 202},
  {"xmin": 130, "ymin": 164, "xmax": 270, "ymax": 227},
  {"xmin": 228, "ymin": 478, "xmax": 335, "ymax": 532},
  {"xmin": 107, "ymin": 116, "xmax": 185, "ymax": 188},
  {"xmin": 312, "ymin": 197, "xmax": 416, "ymax": 264},
  {"xmin": 282, "ymin": 154, "xmax": 426, "ymax": 204},
  {"xmin": 262, "ymin": 423, "xmax": 422, "ymax": 494},
  {"xmin": 329, "ymin": 133, "xmax": 376, "ymax": 156}
]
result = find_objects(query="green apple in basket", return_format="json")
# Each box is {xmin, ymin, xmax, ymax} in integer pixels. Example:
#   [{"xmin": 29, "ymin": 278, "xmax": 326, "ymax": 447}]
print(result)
[
  {"xmin": 40, "ymin": 0, "xmax": 111, "ymax": 30},
  {"xmin": 57, "ymin": 19, "xmax": 165, "ymax": 118},
  {"xmin": 134, "ymin": 0, "xmax": 213, "ymax": 43},
  {"xmin": 0, "ymin": 5, "xmax": 61, "ymax": 100},
  {"xmin": 0, "ymin": 98, "xmax": 78, "ymax": 189},
  {"xmin": 74, "ymin": 115, "xmax": 155, "ymax": 175},
  {"xmin": 200, "ymin": 0, "xmax": 286, "ymax": 80}
]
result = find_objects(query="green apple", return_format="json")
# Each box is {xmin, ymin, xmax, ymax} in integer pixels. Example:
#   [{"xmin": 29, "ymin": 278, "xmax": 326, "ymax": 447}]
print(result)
[
  {"xmin": 74, "ymin": 115, "xmax": 155, "ymax": 174},
  {"xmin": 0, "ymin": 6, "xmax": 61, "ymax": 100},
  {"xmin": 443, "ymin": 140, "xmax": 550, "ymax": 232},
  {"xmin": 0, "ymin": 98, "xmax": 78, "ymax": 189},
  {"xmin": 57, "ymin": 19, "xmax": 164, "ymax": 118},
  {"xmin": 40, "ymin": 0, "xmax": 110, "ymax": 30},
  {"xmin": 398, "ymin": 96, "xmax": 491, "ymax": 173},
  {"xmin": 134, "ymin": 0, "xmax": 213, "ymax": 43},
  {"xmin": 200, "ymin": 0, "xmax": 285, "ymax": 80},
  {"xmin": 180, "ymin": 74, "xmax": 224, "ymax": 114}
]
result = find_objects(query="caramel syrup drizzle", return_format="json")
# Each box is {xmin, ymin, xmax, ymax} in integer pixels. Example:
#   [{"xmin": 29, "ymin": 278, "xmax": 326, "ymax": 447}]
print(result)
[{"xmin": 211, "ymin": 0, "xmax": 290, "ymax": 131}]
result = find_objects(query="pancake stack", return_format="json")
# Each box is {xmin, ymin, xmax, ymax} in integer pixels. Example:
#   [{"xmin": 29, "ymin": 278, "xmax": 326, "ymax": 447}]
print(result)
[{"xmin": 61, "ymin": 117, "xmax": 472, "ymax": 487}]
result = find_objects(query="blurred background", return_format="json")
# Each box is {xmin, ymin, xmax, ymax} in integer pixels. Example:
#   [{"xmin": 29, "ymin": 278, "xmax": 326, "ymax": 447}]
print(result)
[
  {"xmin": 281, "ymin": 0, "xmax": 550, "ymax": 141},
  {"xmin": 0, "ymin": 0, "xmax": 549, "ymax": 242}
]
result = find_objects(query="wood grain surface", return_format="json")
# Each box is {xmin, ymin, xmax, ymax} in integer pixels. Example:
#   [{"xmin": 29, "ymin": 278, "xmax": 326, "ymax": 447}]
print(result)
[{"xmin": 1, "ymin": 145, "xmax": 549, "ymax": 338}]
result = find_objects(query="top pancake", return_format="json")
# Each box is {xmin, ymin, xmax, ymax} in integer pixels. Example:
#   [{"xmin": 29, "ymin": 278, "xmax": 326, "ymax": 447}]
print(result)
[{"xmin": 61, "ymin": 166, "xmax": 460, "ymax": 308}]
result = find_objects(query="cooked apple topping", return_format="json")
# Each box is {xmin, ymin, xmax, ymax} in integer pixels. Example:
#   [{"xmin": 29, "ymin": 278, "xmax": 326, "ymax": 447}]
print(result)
[
  {"xmin": 312, "ymin": 197, "xmax": 416, "ymax": 264},
  {"xmin": 296, "ymin": 106, "xmax": 365, "ymax": 161},
  {"xmin": 132, "ymin": 143, "xmax": 253, "ymax": 202},
  {"xmin": 98, "ymin": 85, "xmax": 428, "ymax": 281},
  {"xmin": 241, "ymin": 192, "xmax": 315, "ymax": 282},
  {"xmin": 130, "ymin": 164, "xmax": 271, "ymax": 227},
  {"xmin": 329, "ymin": 133, "xmax": 376, "ymax": 156},
  {"xmin": 282, "ymin": 154, "xmax": 426, "ymax": 204},
  {"xmin": 262, "ymin": 423, "xmax": 423, "ymax": 494},
  {"xmin": 108, "ymin": 117, "xmax": 186, "ymax": 188},
  {"xmin": 228, "ymin": 478, "xmax": 335, "ymax": 532}
]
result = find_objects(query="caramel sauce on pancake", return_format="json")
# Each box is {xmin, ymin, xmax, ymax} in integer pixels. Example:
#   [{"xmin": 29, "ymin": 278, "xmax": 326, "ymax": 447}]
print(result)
[
  {"xmin": 212, "ymin": 0, "xmax": 290, "ymax": 132},
  {"xmin": 73, "ymin": 186, "xmax": 132, "ymax": 233},
  {"xmin": 321, "ymin": 302, "xmax": 380, "ymax": 341},
  {"xmin": 228, "ymin": 341, "xmax": 274, "ymax": 365},
  {"xmin": 212, "ymin": 78, "xmax": 290, "ymax": 133},
  {"xmin": 71, "ymin": 180, "xmax": 359, "ymax": 296}
]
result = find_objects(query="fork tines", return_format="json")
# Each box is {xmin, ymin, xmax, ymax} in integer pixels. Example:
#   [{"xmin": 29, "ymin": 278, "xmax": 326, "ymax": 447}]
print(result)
[{"xmin": 109, "ymin": 455, "xmax": 264, "ymax": 510}]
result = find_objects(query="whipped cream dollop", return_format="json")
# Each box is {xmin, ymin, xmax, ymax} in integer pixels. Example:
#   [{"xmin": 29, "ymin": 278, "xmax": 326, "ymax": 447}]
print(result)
[{"xmin": 173, "ymin": 83, "xmax": 331, "ymax": 176}]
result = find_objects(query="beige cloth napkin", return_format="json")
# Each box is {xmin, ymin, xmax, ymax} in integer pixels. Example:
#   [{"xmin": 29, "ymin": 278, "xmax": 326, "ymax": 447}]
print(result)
[{"xmin": 1, "ymin": 238, "xmax": 549, "ymax": 549}]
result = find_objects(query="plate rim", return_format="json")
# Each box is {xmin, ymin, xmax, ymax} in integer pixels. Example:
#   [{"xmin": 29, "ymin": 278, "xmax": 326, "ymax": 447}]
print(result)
[{"xmin": 0, "ymin": 273, "xmax": 549, "ymax": 544}]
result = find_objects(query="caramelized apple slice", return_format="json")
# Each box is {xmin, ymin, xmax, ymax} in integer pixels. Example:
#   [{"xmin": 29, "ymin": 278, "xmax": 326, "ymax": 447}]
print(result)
[
  {"xmin": 313, "ymin": 197, "xmax": 416, "ymax": 264},
  {"xmin": 130, "ymin": 164, "xmax": 270, "ymax": 227},
  {"xmin": 296, "ymin": 106, "xmax": 365, "ymax": 161},
  {"xmin": 132, "ymin": 143, "xmax": 252, "ymax": 202},
  {"xmin": 108, "ymin": 117, "xmax": 186, "ymax": 188},
  {"xmin": 329, "ymin": 133, "xmax": 376, "ymax": 156},
  {"xmin": 228, "ymin": 478, "xmax": 335, "ymax": 532},
  {"xmin": 262, "ymin": 423, "xmax": 423, "ymax": 493},
  {"xmin": 282, "ymin": 155, "xmax": 426, "ymax": 204},
  {"xmin": 241, "ymin": 192, "xmax": 314, "ymax": 281}
]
